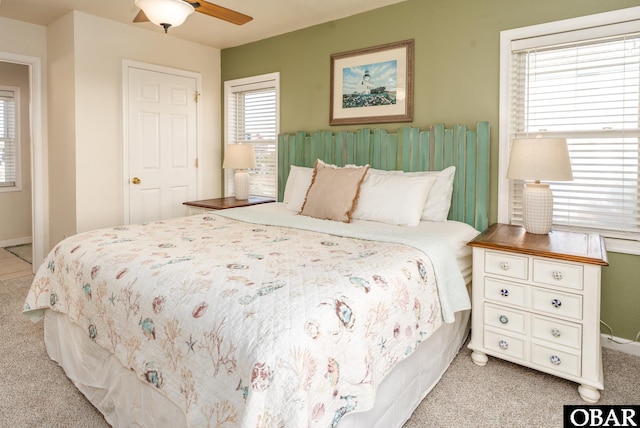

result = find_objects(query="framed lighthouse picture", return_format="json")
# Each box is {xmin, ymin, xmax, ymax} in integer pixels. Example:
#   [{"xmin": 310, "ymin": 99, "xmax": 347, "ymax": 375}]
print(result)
[{"xmin": 330, "ymin": 39, "xmax": 414, "ymax": 125}]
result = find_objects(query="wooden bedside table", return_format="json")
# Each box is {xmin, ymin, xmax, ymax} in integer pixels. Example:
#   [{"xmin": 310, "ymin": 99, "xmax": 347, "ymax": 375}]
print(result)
[
  {"xmin": 467, "ymin": 223, "xmax": 608, "ymax": 403},
  {"xmin": 183, "ymin": 196, "xmax": 275, "ymax": 214}
]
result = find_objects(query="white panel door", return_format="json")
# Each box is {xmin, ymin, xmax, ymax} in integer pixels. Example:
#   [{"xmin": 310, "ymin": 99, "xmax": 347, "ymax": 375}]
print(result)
[{"xmin": 127, "ymin": 66, "xmax": 197, "ymax": 224}]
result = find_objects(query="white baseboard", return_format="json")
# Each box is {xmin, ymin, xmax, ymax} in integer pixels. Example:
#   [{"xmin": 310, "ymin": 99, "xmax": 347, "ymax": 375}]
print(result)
[
  {"xmin": 0, "ymin": 236, "xmax": 32, "ymax": 248},
  {"xmin": 601, "ymin": 333, "xmax": 640, "ymax": 357}
]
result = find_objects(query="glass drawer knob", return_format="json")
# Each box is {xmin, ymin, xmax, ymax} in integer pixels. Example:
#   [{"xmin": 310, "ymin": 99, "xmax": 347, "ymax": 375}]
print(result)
[
  {"xmin": 552, "ymin": 271, "xmax": 563, "ymax": 280},
  {"xmin": 551, "ymin": 328, "xmax": 561, "ymax": 337},
  {"xmin": 550, "ymin": 355, "xmax": 562, "ymax": 365},
  {"xmin": 500, "ymin": 261, "xmax": 511, "ymax": 271},
  {"xmin": 551, "ymin": 298, "xmax": 562, "ymax": 308},
  {"xmin": 498, "ymin": 340, "xmax": 509, "ymax": 350},
  {"xmin": 500, "ymin": 288, "xmax": 510, "ymax": 297},
  {"xmin": 499, "ymin": 315, "xmax": 509, "ymax": 324}
]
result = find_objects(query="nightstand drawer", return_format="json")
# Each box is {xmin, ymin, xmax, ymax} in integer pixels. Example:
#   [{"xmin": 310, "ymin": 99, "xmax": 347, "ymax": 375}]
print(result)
[
  {"xmin": 533, "ymin": 259, "xmax": 583, "ymax": 291},
  {"xmin": 484, "ymin": 277, "xmax": 527, "ymax": 308},
  {"xmin": 531, "ymin": 343, "xmax": 581, "ymax": 377},
  {"xmin": 532, "ymin": 315, "xmax": 582, "ymax": 349},
  {"xmin": 484, "ymin": 303, "xmax": 526, "ymax": 334},
  {"xmin": 532, "ymin": 288, "xmax": 582, "ymax": 320},
  {"xmin": 485, "ymin": 251, "xmax": 528, "ymax": 280},
  {"xmin": 484, "ymin": 329, "xmax": 526, "ymax": 360}
]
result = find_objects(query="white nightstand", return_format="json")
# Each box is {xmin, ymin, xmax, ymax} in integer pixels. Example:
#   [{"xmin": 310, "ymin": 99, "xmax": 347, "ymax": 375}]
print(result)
[{"xmin": 467, "ymin": 223, "xmax": 608, "ymax": 403}]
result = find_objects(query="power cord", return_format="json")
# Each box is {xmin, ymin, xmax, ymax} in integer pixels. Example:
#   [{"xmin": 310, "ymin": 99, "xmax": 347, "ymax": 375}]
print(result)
[{"xmin": 600, "ymin": 320, "xmax": 640, "ymax": 345}]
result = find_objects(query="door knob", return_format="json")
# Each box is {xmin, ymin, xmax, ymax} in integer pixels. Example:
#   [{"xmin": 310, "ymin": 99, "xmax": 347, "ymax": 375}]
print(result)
[{"xmin": 131, "ymin": 177, "xmax": 141, "ymax": 184}]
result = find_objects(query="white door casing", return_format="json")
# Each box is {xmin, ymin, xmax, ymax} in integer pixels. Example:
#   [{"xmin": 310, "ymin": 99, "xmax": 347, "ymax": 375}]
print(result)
[
  {"xmin": 0, "ymin": 52, "xmax": 43, "ymax": 272},
  {"xmin": 123, "ymin": 61, "xmax": 200, "ymax": 224}
]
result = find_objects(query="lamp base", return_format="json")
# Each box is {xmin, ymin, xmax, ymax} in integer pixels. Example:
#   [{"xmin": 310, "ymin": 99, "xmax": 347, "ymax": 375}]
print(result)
[
  {"xmin": 234, "ymin": 170, "xmax": 250, "ymax": 200},
  {"xmin": 522, "ymin": 182, "xmax": 553, "ymax": 234}
]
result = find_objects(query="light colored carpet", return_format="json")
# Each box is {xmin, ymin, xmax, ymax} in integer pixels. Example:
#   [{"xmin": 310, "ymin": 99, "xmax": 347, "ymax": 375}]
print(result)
[
  {"xmin": 1, "ymin": 275, "xmax": 639, "ymax": 427},
  {"xmin": 0, "ymin": 275, "xmax": 109, "ymax": 428}
]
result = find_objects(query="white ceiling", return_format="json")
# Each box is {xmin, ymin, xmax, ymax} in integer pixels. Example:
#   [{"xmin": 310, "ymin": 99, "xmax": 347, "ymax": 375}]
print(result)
[{"xmin": 0, "ymin": 0, "xmax": 406, "ymax": 49}]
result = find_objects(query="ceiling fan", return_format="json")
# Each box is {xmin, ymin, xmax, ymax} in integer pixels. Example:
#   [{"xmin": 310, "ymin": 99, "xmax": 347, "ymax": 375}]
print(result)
[{"xmin": 134, "ymin": 0, "xmax": 253, "ymax": 33}]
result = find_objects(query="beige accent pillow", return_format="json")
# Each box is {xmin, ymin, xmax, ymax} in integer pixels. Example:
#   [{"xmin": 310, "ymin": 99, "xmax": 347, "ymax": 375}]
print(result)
[{"xmin": 300, "ymin": 160, "xmax": 369, "ymax": 222}]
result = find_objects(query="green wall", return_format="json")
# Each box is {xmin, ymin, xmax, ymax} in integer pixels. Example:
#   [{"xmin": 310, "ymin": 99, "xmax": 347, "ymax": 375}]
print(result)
[{"xmin": 221, "ymin": 0, "xmax": 640, "ymax": 341}]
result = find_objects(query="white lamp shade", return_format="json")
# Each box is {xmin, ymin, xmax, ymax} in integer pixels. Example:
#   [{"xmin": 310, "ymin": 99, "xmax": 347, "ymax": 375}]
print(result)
[
  {"xmin": 135, "ymin": 0, "xmax": 194, "ymax": 28},
  {"xmin": 223, "ymin": 145, "xmax": 256, "ymax": 169},
  {"xmin": 506, "ymin": 138, "xmax": 573, "ymax": 181}
]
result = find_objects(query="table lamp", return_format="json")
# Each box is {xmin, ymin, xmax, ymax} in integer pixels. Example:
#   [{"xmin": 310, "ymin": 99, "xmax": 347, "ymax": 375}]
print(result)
[
  {"xmin": 223, "ymin": 144, "xmax": 256, "ymax": 200},
  {"xmin": 506, "ymin": 137, "xmax": 573, "ymax": 234}
]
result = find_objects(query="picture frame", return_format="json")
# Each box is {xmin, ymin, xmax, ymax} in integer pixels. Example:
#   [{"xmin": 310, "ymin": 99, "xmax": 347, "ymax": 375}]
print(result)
[{"xmin": 330, "ymin": 39, "xmax": 414, "ymax": 126}]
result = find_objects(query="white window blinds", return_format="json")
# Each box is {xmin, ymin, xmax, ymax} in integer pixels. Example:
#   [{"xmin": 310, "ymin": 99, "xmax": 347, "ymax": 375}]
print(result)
[
  {"xmin": 225, "ymin": 73, "xmax": 279, "ymax": 198},
  {"xmin": 509, "ymin": 30, "xmax": 640, "ymax": 242},
  {"xmin": 0, "ymin": 89, "xmax": 17, "ymax": 187}
]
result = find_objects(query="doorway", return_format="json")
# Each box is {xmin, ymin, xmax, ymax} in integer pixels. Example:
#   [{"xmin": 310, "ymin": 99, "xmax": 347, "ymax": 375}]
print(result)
[{"xmin": 0, "ymin": 52, "xmax": 44, "ymax": 272}]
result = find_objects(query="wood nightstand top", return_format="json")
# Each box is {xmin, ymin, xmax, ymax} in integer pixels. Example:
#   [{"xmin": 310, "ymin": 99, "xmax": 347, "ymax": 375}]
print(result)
[
  {"xmin": 468, "ymin": 223, "xmax": 608, "ymax": 266},
  {"xmin": 183, "ymin": 196, "xmax": 275, "ymax": 210}
]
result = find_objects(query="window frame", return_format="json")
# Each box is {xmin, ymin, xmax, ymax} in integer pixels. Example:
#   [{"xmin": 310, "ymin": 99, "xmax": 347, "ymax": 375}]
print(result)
[
  {"xmin": 223, "ymin": 72, "xmax": 280, "ymax": 199},
  {"xmin": 498, "ymin": 6, "xmax": 640, "ymax": 255},
  {"xmin": 0, "ymin": 85, "xmax": 21, "ymax": 193}
]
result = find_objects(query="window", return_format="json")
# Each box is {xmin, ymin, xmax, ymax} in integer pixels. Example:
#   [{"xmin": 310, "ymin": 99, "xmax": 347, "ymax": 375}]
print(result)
[
  {"xmin": 498, "ymin": 7, "xmax": 640, "ymax": 254},
  {"xmin": 224, "ymin": 73, "xmax": 279, "ymax": 198},
  {"xmin": 0, "ymin": 87, "xmax": 19, "ymax": 190}
]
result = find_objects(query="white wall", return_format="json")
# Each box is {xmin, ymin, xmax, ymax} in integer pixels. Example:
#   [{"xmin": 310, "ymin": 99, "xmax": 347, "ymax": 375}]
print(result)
[
  {"xmin": 50, "ymin": 11, "xmax": 222, "ymax": 239},
  {"xmin": 47, "ymin": 13, "xmax": 77, "ymax": 246}
]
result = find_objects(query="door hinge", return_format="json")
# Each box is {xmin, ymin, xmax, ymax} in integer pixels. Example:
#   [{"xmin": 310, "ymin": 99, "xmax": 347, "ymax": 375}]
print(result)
[
  {"xmin": 195, "ymin": 92, "xmax": 200, "ymax": 103},
  {"xmin": 195, "ymin": 158, "xmax": 199, "ymax": 168}
]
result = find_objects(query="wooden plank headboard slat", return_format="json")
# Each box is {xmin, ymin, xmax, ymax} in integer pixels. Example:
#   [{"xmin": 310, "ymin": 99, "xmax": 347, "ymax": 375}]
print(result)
[
  {"xmin": 277, "ymin": 122, "xmax": 490, "ymax": 231},
  {"xmin": 372, "ymin": 129, "xmax": 382, "ymax": 169},
  {"xmin": 444, "ymin": 128, "xmax": 454, "ymax": 168},
  {"xmin": 402, "ymin": 129, "xmax": 412, "ymax": 171},
  {"xmin": 475, "ymin": 122, "xmax": 491, "ymax": 231},
  {"xmin": 464, "ymin": 131, "xmax": 478, "ymax": 228},
  {"xmin": 419, "ymin": 131, "xmax": 429, "ymax": 173},
  {"xmin": 432, "ymin": 124, "xmax": 444, "ymax": 171},
  {"xmin": 452, "ymin": 125, "xmax": 467, "ymax": 223},
  {"xmin": 399, "ymin": 127, "xmax": 409, "ymax": 170}
]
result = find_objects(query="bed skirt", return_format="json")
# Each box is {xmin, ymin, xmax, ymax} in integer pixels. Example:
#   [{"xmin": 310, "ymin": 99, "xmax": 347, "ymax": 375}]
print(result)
[{"xmin": 44, "ymin": 309, "xmax": 470, "ymax": 427}]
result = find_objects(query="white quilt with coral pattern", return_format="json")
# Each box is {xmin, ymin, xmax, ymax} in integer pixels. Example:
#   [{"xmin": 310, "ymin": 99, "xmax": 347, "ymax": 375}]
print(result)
[{"xmin": 23, "ymin": 208, "xmax": 470, "ymax": 427}]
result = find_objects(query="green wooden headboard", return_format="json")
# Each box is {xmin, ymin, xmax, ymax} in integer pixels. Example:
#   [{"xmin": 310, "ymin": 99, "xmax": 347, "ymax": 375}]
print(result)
[{"xmin": 277, "ymin": 122, "xmax": 490, "ymax": 231}]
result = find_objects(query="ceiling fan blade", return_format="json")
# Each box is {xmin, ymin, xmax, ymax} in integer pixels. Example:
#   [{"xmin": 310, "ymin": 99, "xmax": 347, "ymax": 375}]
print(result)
[
  {"xmin": 133, "ymin": 9, "xmax": 149, "ymax": 23},
  {"xmin": 189, "ymin": 1, "xmax": 253, "ymax": 25}
]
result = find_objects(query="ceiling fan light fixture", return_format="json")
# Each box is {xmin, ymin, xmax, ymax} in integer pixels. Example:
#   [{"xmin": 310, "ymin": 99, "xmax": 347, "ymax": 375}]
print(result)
[{"xmin": 135, "ymin": 0, "xmax": 195, "ymax": 32}]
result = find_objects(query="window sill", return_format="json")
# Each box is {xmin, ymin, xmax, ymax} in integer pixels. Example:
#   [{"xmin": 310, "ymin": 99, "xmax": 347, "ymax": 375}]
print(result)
[
  {"xmin": 0, "ymin": 185, "xmax": 22, "ymax": 193},
  {"xmin": 604, "ymin": 237, "xmax": 640, "ymax": 256}
]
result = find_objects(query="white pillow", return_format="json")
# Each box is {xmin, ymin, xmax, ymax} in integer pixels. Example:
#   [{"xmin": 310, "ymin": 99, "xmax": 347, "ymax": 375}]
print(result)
[
  {"xmin": 282, "ymin": 167, "xmax": 297, "ymax": 204},
  {"xmin": 407, "ymin": 166, "xmax": 456, "ymax": 222},
  {"xmin": 352, "ymin": 173, "xmax": 435, "ymax": 226},
  {"xmin": 366, "ymin": 166, "xmax": 456, "ymax": 222},
  {"xmin": 286, "ymin": 166, "xmax": 314, "ymax": 212},
  {"xmin": 283, "ymin": 165, "xmax": 313, "ymax": 204}
]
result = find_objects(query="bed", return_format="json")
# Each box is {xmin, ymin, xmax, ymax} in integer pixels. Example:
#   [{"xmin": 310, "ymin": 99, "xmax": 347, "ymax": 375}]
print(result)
[{"xmin": 24, "ymin": 122, "xmax": 489, "ymax": 427}]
